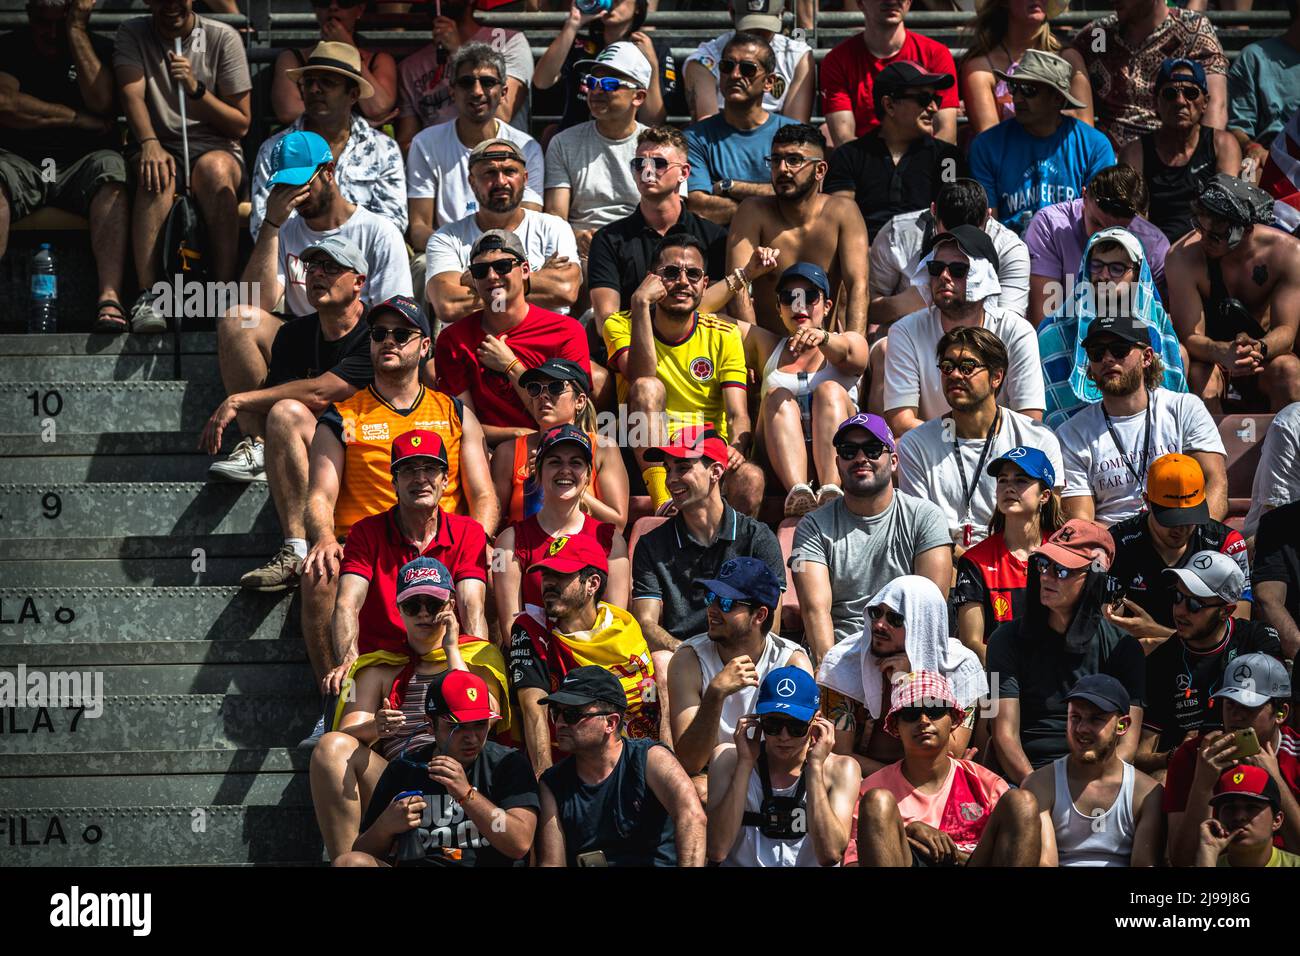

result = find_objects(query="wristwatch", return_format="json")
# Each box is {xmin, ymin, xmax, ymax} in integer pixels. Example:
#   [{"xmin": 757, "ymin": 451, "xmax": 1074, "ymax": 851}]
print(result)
[
  {"xmin": 716, "ymin": 178, "xmax": 734, "ymax": 198},
  {"xmin": 187, "ymin": 79, "xmax": 207, "ymax": 101}
]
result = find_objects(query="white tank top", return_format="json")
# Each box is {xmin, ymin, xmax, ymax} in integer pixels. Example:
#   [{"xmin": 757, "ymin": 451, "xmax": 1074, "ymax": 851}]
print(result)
[
  {"xmin": 681, "ymin": 632, "xmax": 802, "ymax": 747},
  {"xmin": 1050, "ymin": 757, "xmax": 1136, "ymax": 867},
  {"xmin": 722, "ymin": 764, "xmax": 822, "ymax": 868},
  {"xmin": 758, "ymin": 338, "xmax": 862, "ymax": 409}
]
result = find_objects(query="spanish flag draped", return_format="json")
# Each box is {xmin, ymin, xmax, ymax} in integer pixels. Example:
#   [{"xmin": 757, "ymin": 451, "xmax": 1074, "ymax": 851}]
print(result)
[{"xmin": 332, "ymin": 635, "xmax": 512, "ymax": 736}]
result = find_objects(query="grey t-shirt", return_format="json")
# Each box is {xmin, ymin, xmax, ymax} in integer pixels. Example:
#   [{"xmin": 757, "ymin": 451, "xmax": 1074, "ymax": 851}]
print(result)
[
  {"xmin": 789, "ymin": 493, "xmax": 952, "ymax": 646},
  {"xmin": 543, "ymin": 120, "xmax": 646, "ymax": 231},
  {"xmin": 114, "ymin": 15, "xmax": 251, "ymax": 160}
]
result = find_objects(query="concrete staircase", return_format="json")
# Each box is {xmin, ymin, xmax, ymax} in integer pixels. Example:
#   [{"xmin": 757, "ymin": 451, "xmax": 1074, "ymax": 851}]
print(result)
[{"xmin": 0, "ymin": 332, "xmax": 324, "ymax": 865}]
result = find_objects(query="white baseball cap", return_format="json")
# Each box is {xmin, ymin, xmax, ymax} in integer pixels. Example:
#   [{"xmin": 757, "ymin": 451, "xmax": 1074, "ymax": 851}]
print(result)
[
  {"xmin": 1163, "ymin": 550, "xmax": 1246, "ymax": 603},
  {"xmin": 574, "ymin": 41, "xmax": 653, "ymax": 90}
]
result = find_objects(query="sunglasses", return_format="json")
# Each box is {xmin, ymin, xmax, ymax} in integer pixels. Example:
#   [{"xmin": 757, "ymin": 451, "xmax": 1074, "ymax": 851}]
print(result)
[
  {"xmin": 777, "ymin": 288, "xmax": 823, "ymax": 306},
  {"xmin": 370, "ymin": 326, "xmax": 418, "ymax": 344},
  {"xmin": 936, "ymin": 358, "xmax": 987, "ymax": 378},
  {"xmin": 706, "ymin": 590, "xmax": 752, "ymax": 613},
  {"xmin": 759, "ymin": 714, "xmax": 810, "ymax": 737},
  {"xmin": 1034, "ymin": 555, "xmax": 1081, "ymax": 579},
  {"xmin": 1088, "ymin": 259, "xmax": 1134, "ymax": 279},
  {"xmin": 524, "ymin": 380, "xmax": 570, "ymax": 398},
  {"xmin": 1009, "ymin": 81, "xmax": 1044, "ymax": 99},
  {"xmin": 836, "ymin": 440, "xmax": 888, "ymax": 461},
  {"xmin": 584, "ymin": 74, "xmax": 637, "ymax": 92},
  {"xmin": 630, "ymin": 156, "xmax": 681, "ymax": 174},
  {"xmin": 1085, "ymin": 341, "xmax": 1137, "ymax": 363},
  {"xmin": 548, "ymin": 704, "xmax": 615, "ymax": 725},
  {"xmin": 895, "ymin": 92, "xmax": 942, "ymax": 108},
  {"xmin": 867, "ymin": 605, "xmax": 905, "ymax": 628},
  {"xmin": 1172, "ymin": 589, "xmax": 1229, "ymax": 613},
  {"xmin": 764, "ymin": 153, "xmax": 815, "ymax": 171},
  {"xmin": 398, "ymin": 595, "xmax": 446, "ymax": 617},
  {"xmin": 894, "ymin": 704, "xmax": 954, "ymax": 723},
  {"xmin": 1160, "ymin": 84, "xmax": 1202, "ymax": 102},
  {"xmin": 927, "ymin": 260, "xmax": 970, "ymax": 278},
  {"xmin": 468, "ymin": 257, "xmax": 522, "ymax": 279},
  {"xmin": 718, "ymin": 58, "xmax": 762, "ymax": 78},
  {"xmin": 658, "ymin": 265, "xmax": 705, "ymax": 283},
  {"xmin": 304, "ymin": 257, "xmax": 350, "ymax": 276},
  {"xmin": 453, "ymin": 74, "xmax": 502, "ymax": 91}
]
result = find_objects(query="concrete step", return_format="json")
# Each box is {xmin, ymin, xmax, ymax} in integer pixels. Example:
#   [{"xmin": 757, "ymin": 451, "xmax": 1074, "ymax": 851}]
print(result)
[
  {"xmin": 0, "ymin": 482, "xmax": 276, "ymax": 539},
  {"xmin": 0, "ymin": 381, "xmax": 224, "ymax": 435},
  {"xmin": 4, "ymin": 454, "xmax": 216, "ymax": 482},
  {"xmin": 0, "ymin": 748, "xmax": 309, "ymax": 778},
  {"xmin": 0, "ymin": 332, "xmax": 217, "ymax": 356},
  {"xmin": 0, "ymin": 352, "xmax": 221, "ymax": 384},
  {"xmin": 0, "ymin": 694, "xmax": 320, "ymax": 754},
  {"xmin": 0, "ymin": 587, "xmax": 296, "ymax": 648}
]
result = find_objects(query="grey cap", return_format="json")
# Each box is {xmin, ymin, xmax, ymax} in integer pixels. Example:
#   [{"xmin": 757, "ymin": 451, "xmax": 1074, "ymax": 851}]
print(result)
[
  {"xmin": 301, "ymin": 235, "xmax": 368, "ymax": 275},
  {"xmin": 470, "ymin": 228, "xmax": 527, "ymax": 261},
  {"xmin": 468, "ymin": 137, "xmax": 527, "ymax": 167},
  {"xmin": 1217, "ymin": 653, "xmax": 1292, "ymax": 708},
  {"xmin": 996, "ymin": 49, "xmax": 1085, "ymax": 110},
  {"xmin": 1163, "ymin": 550, "xmax": 1247, "ymax": 603}
]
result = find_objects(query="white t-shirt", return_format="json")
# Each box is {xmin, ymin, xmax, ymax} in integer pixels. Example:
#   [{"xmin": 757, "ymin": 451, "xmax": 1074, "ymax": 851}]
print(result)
[
  {"xmin": 1056, "ymin": 388, "xmax": 1225, "ymax": 526},
  {"xmin": 1244, "ymin": 401, "xmax": 1300, "ymax": 537},
  {"xmin": 275, "ymin": 206, "xmax": 413, "ymax": 316},
  {"xmin": 405, "ymin": 119, "xmax": 544, "ymax": 228},
  {"xmin": 424, "ymin": 208, "xmax": 580, "ymax": 313},
  {"xmin": 883, "ymin": 305, "xmax": 1045, "ymax": 421},
  {"xmin": 543, "ymin": 120, "xmax": 646, "ymax": 231},
  {"xmin": 897, "ymin": 408, "xmax": 1065, "ymax": 546},
  {"xmin": 869, "ymin": 210, "xmax": 1031, "ymax": 320},
  {"xmin": 683, "ymin": 30, "xmax": 811, "ymax": 117}
]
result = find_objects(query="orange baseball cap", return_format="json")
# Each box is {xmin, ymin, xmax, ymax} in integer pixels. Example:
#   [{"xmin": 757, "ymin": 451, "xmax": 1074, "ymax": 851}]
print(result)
[{"xmin": 1145, "ymin": 454, "xmax": 1209, "ymax": 527}]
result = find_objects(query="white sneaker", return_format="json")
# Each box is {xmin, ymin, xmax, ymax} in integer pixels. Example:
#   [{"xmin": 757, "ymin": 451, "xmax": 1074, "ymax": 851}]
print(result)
[
  {"xmin": 208, "ymin": 437, "xmax": 266, "ymax": 482},
  {"xmin": 130, "ymin": 289, "xmax": 167, "ymax": 333}
]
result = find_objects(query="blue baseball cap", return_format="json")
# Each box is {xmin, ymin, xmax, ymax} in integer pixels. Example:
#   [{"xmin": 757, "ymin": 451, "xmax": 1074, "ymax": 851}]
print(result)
[
  {"xmin": 754, "ymin": 666, "xmax": 819, "ymax": 723},
  {"xmin": 986, "ymin": 445, "xmax": 1056, "ymax": 488},
  {"xmin": 1155, "ymin": 57, "xmax": 1208, "ymax": 92},
  {"xmin": 694, "ymin": 556, "xmax": 782, "ymax": 609},
  {"xmin": 777, "ymin": 262, "xmax": 832, "ymax": 300},
  {"xmin": 1064, "ymin": 674, "xmax": 1130, "ymax": 716},
  {"xmin": 267, "ymin": 130, "xmax": 333, "ymax": 187},
  {"xmin": 396, "ymin": 556, "xmax": 453, "ymax": 604}
]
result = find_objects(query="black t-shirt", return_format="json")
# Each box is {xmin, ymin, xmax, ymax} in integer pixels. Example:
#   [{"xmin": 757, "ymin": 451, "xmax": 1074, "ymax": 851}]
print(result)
[
  {"xmin": 986, "ymin": 615, "xmax": 1146, "ymax": 769},
  {"xmin": 264, "ymin": 313, "xmax": 374, "ymax": 389},
  {"xmin": 359, "ymin": 740, "xmax": 539, "ymax": 867},
  {"xmin": 559, "ymin": 32, "xmax": 684, "ymax": 131},
  {"xmin": 587, "ymin": 205, "xmax": 727, "ymax": 309},
  {"xmin": 1143, "ymin": 619, "xmax": 1283, "ymax": 751},
  {"xmin": 1254, "ymin": 499, "xmax": 1300, "ymax": 626},
  {"xmin": 824, "ymin": 131, "xmax": 967, "ymax": 240},
  {"xmin": 630, "ymin": 505, "xmax": 786, "ymax": 640},
  {"xmin": 0, "ymin": 27, "xmax": 119, "ymax": 165},
  {"xmin": 1109, "ymin": 511, "xmax": 1252, "ymax": 629},
  {"xmin": 540, "ymin": 737, "xmax": 676, "ymax": 866}
]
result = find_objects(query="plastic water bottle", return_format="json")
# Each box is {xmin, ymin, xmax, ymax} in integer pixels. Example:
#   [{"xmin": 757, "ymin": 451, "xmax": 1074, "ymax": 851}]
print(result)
[{"xmin": 29, "ymin": 243, "xmax": 57, "ymax": 334}]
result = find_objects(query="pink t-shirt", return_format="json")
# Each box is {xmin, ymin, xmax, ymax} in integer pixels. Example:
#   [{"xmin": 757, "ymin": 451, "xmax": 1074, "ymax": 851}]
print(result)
[
  {"xmin": 844, "ymin": 758, "xmax": 1009, "ymax": 864},
  {"xmin": 818, "ymin": 31, "xmax": 959, "ymax": 139}
]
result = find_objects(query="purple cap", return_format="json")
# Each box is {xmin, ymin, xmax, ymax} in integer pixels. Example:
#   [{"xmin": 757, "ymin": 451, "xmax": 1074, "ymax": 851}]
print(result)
[{"xmin": 833, "ymin": 412, "xmax": 896, "ymax": 453}]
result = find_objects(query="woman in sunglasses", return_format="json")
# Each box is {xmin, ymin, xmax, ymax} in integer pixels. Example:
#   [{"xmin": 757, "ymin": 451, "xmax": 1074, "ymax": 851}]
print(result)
[
  {"xmin": 271, "ymin": 0, "xmax": 398, "ymax": 126},
  {"xmin": 492, "ymin": 422, "xmax": 630, "ymax": 633},
  {"xmin": 953, "ymin": 446, "xmax": 1065, "ymax": 665},
  {"xmin": 1038, "ymin": 226, "xmax": 1187, "ymax": 428},
  {"xmin": 311, "ymin": 555, "xmax": 510, "ymax": 861},
  {"xmin": 958, "ymin": 0, "xmax": 1092, "ymax": 136},
  {"xmin": 747, "ymin": 263, "xmax": 868, "ymax": 517},
  {"xmin": 490, "ymin": 360, "xmax": 629, "ymax": 532}
]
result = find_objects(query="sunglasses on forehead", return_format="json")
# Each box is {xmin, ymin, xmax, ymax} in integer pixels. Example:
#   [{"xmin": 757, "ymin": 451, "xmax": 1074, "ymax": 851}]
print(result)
[{"xmin": 468, "ymin": 257, "xmax": 522, "ymax": 279}]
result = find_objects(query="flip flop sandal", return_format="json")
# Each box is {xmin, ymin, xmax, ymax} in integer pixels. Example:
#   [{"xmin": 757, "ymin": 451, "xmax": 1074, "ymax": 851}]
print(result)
[{"xmin": 92, "ymin": 299, "xmax": 129, "ymax": 333}]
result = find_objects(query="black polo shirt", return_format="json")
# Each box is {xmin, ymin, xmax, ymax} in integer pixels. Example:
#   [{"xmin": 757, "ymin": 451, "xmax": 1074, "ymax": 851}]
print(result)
[
  {"xmin": 825, "ymin": 131, "xmax": 966, "ymax": 240},
  {"xmin": 587, "ymin": 204, "xmax": 728, "ymax": 310},
  {"xmin": 631, "ymin": 503, "xmax": 785, "ymax": 640},
  {"xmin": 1254, "ymin": 500, "xmax": 1300, "ymax": 627},
  {"xmin": 1109, "ymin": 511, "xmax": 1252, "ymax": 629}
]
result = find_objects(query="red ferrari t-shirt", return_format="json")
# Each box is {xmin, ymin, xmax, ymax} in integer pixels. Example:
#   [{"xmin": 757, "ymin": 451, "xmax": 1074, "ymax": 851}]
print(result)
[
  {"xmin": 819, "ymin": 30, "xmax": 959, "ymax": 138},
  {"xmin": 512, "ymin": 513, "xmax": 615, "ymax": 612},
  {"xmin": 433, "ymin": 304, "xmax": 592, "ymax": 430},
  {"xmin": 339, "ymin": 505, "xmax": 488, "ymax": 654}
]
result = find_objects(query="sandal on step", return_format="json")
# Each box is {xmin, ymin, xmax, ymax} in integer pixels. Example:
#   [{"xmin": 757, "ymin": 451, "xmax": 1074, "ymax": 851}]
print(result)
[{"xmin": 92, "ymin": 299, "xmax": 129, "ymax": 333}]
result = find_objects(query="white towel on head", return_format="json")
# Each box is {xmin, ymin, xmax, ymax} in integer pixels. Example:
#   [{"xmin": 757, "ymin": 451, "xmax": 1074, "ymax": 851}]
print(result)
[
  {"xmin": 910, "ymin": 251, "xmax": 1002, "ymax": 307},
  {"xmin": 816, "ymin": 575, "xmax": 988, "ymax": 718}
]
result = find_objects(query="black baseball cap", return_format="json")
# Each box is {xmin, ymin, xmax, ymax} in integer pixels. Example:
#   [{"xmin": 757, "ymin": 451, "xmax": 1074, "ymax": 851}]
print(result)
[
  {"xmin": 540, "ymin": 665, "xmax": 628, "ymax": 709},
  {"xmin": 368, "ymin": 294, "xmax": 431, "ymax": 338},
  {"xmin": 1064, "ymin": 674, "xmax": 1131, "ymax": 715},
  {"xmin": 518, "ymin": 358, "xmax": 591, "ymax": 393},
  {"xmin": 536, "ymin": 422, "xmax": 593, "ymax": 465},
  {"xmin": 922, "ymin": 224, "xmax": 1000, "ymax": 271},
  {"xmin": 875, "ymin": 60, "xmax": 955, "ymax": 98},
  {"xmin": 1083, "ymin": 313, "xmax": 1150, "ymax": 349}
]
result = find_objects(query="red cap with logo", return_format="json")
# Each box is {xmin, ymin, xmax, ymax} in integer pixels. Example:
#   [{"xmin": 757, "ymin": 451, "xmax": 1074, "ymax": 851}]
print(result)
[
  {"xmin": 390, "ymin": 429, "xmax": 448, "ymax": 472},
  {"xmin": 424, "ymin": 669, "xmax": 500, "ymax": 724},
  {"xmin": 644, "ymin": 424, "xmax": 729, "ymax": 465},
  {"xmin": 528, "ymin": 532, "xmax": 610, "ymax": 575},
  {"xmin": 1033, "ymin": 518, "xmax": 1115, "ymax": 571},
  {"xmin": 1211, "ymin": 764, "xmax": 1282, "ymax": 810}
]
